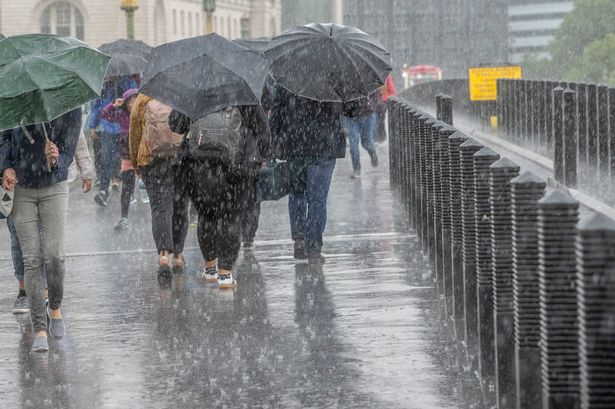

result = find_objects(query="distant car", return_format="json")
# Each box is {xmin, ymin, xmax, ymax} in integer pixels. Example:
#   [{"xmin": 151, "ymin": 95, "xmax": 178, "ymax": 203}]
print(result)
[{"xmin": 402, "ymin": 65, "xmax": 443, "ymax": 89}]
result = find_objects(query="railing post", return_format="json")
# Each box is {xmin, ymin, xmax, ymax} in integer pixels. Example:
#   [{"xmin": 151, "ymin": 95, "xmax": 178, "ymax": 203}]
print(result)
[
  {"xmin": 512, "ymin": 171, "xmax": 546, "ymax": 409},
  {"xmin": 536, "ymin": 81, "xmax": 546, "ymax": 144},
  {"xmin": 576, "ymin": 213, "xmax": 615, "ymax": 409},
  {"xmin": 440, "ymin": 95, "xmax": 454, "ymax": 126},
  {"xmin": 586, "ymin": 84, "xmax": 598, "ymax": 175},
  {"xmin": 598, "ymin": 85, "xmax": 609, "ymax": 178},
  {"xmin": 436, "ymin": 94, "xmax": 443, "ymax": 121},
  {"xmin": 474, "ymin": 147, "xmax": 501, "ymax": 400},
  {"xmin": 423, "ymin": 116, "xmax": 437, "ymax": 259},
  {"xmin": 609, "ymin": 88, "xmax": 615, "ymax": 180},
  {"xmin": 545, "ymin": 81, "xmax": 556, "ymax": 152},
  {"xmin": 538, "ymin": 191, "xmax": 580, "ymax": 409},
  {"xmin": 418, "ymin": 114, "xmax": 434, "ymax": 253},
  {"xmin": 436, "ymin": 124, "xmax": 457, "ymax": 316},
  {"xmin": 388, "ymin": 99, "xmax": 400, "ymax": 188},
  {"xmin": 430, "ymin": 121, "xmax": 447, "ymax": 290},
  {"xmin": 410, "ymin": 109, "xmax": 423, "ymax": 230},
  {"xmin": 449, "ymin": 131, "xmax": 470, "ymax": 341},
  {"xmin": 526, "ymin": 81, "xmax": 535, "ymax": 147},
  {"xmin": 400, "ymin": 103, "xmax": 411, "ymax": 220},
  {"xmin": 563, "ymin": 89, "xmax": 578, "ymax": 188},
  {"xmin": 553, "ymin": 87, "xmax": 565, "ymax": 181},
  {"xmin": 490, "ymin": 158, "xmax": 521, "ymax": 409},
  {"xmin": 577, "ymin": 84, "xmax": 588, "ymax": 170},
  {"xmin": 460, "ymin": 138, "xmax": 485, "ymax": 364}
]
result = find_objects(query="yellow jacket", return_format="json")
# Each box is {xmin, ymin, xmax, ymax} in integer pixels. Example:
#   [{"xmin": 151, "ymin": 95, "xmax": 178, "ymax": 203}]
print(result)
[{"xmin": 129, "ymin": 94, "xmax": 153, "ymax": 168}]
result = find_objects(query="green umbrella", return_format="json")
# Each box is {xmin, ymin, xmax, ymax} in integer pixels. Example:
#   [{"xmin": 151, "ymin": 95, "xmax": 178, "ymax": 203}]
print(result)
[{"xmin": 0, "ymin": 34, "xmax": 111, "ymax": 130}]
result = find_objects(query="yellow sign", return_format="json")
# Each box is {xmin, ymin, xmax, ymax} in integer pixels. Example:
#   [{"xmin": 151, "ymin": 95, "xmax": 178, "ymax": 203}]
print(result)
[{"xmin": 468, "ymin": 66, "xmax": 522, "ymax": 101}]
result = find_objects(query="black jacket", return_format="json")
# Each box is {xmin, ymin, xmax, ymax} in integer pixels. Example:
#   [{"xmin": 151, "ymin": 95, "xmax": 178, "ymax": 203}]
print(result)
[{"xmin": 269, "ymin": 86, "xmax": 346, "ymax": 160}]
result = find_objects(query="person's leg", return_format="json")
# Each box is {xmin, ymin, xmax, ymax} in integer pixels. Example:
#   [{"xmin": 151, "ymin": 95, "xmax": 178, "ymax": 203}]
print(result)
[
  {"xmin": 7, "ymin": 217, "xmax": 24, "ymax": 284},
  {"xmin": 304, "ymin": 159, "xmax": 336, "ymax": 258},
  {"xmin": 197, "ymin": 214, "xmax": 219, "ymax": 280},
  {"xmin": 7, "ymin": 217, "xmax": 28, "ymax": 313},
  {"xmin": 218, "ymin": 211, "xmax": 241, "ymax": 287},
  {"xmin": 39, "ymin": 182, "xmax": 69, "ymax": 326},
  {"xmin": 98, "ymin": 133, "xmax": 113, "ymax": 195},
  {"xmin": 11, "ymin": 186, "xmax": 47, "ymax": 336},
  {"xmin": 171, "ymin": 166, "xmax": 190, "ymax": 257},
  {"xmin": 142, "ymin": 177, "xmax": 174, "ymax": 273},
  {"xmin": 119, "ymin": 170, "xmax": 135, "ymax": 219},
  {"xmin": 111, "ymin": 135, "xmax": 121, "ymax": 190},
  {"xmin": 288, "ymin": 159, "xmax": 308, "ymax": 239},
  {"xmin": 344, "ymin": 117, "xmax": 362, "ymax": 172},
  {"xmin": 360, "ymin": 113, "xmax": 379, "ymax": 167},
  {"xmin": 93, "ymin": 137, "xmax": 102, "ymax": 182},
  {"xmin": 241, "ymin": 177, "xmax": 260, "ymax": 245}
]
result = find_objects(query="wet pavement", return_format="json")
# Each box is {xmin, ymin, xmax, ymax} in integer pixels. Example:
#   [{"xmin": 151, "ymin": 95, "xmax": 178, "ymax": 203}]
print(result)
[{"xmin": 0, "ymin": 144, "xmax": 477, "ymax": 409}]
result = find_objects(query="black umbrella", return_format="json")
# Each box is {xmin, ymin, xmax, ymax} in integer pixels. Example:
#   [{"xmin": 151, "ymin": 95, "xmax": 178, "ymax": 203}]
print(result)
[
  {"xmin": 265, "ymin": 23, "xmax": 392, "ymax": 102},
  {"xmin": 105, "ymin": 53, "xmax": 148, "ymax": 76},
  {"xmin": 99, "ymin": 39, "xmax": 152, "ymax": 59},
  {"xmin": 140, "ymin": 33, "xmax": 269, "ymax": 120},
  {"xmin": 233, "ymin": 37, "xmax": 271, "ymax": 52}
]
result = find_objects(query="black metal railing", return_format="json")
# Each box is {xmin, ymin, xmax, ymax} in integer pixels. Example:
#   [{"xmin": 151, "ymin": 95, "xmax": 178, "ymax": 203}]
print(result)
[{"xmin": 388, "ymin": 95, "xmax": 615, "ymax": 409}]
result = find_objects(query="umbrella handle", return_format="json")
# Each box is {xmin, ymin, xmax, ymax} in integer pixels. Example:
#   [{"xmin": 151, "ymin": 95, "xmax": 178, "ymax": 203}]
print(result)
[
  {"xmin": 41, "ymin": 124, "xmax": 52, "ymax": 172},
  {"xmin": 19, "ymin": 120, "xmax": 35, "ymax": 144}
]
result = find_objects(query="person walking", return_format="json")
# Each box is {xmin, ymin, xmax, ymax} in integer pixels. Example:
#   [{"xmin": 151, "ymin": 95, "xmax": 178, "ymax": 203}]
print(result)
[
  {"xmin": 8, "ymin": 128, "xmax": 94, "ymax": 316},
  {"xmin": 169, "ymin": 104, "xmax": 270, "ymax": 288},
  {"xmin": 270, "ymin": 86, "xmax": 346, "ymax": 263},
  {"xmin": 101, "ymin": 88, "xmax": 139, "ymax": 231},
  {"xmin": 0, "ymin": 108, "xmax": 81, "ymax": 353},
  {"xmin": 375, "ymin": 74, "xmax": 397, "ymax": 143},
  {"xmin": 342, "ymin": 91, "xmax": 380, "ymax": 178},
  {"xmin": 129, "ymin": 94, "xmax": 189, "ymax": 279},
  {"xmin": 88, "ymin": 75, "xmax": 137, "ymax": 207}
]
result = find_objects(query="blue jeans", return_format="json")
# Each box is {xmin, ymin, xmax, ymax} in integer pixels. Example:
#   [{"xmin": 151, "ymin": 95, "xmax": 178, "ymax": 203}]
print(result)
[
  {"xmin": 288, "ymin": 158, "xmax": 336, "ymax": 254},
  {"xmin": 99, "ymin": 133, "xmax": 120, "ymax": 193},
  {"xmin": 343, "ymin": 113, "xmax": 377, "ymax": 171},
  {"xmin": 7, "ymin": 217, "xmax": 24, "ymax": 282}
]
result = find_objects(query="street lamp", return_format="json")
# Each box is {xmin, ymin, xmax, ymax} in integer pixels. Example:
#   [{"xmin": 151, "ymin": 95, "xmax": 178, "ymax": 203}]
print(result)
[
  {"xmin": 203, "ymin": 0, "xmax": 216, "ymax": 34},
  {"xmin": 120, "ymin": 0, "xmax": 139, "ymax": 40}
]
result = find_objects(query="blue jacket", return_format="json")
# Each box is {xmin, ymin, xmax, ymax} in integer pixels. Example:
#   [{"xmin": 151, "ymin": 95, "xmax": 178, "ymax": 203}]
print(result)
[
  {"xmin": 269, "ymin": 86, "xmax": 346, "ymax": 160},
  {"xmin": 87, "ymin": 77, "xmax": 137, "ymax": 135},
  {"xmin": 0, "ymin": 108, "xmax": 82, "ymax": 189}
]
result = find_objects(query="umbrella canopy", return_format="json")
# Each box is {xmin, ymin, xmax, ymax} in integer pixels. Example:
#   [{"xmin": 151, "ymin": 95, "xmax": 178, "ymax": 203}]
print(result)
[
  {"xmin": 99, "ymin": 39, "xmax": 152, "ymax": 59},
  {"xmin": 233, "ymin": 37, "xmax": 271, "ymax": 52},
  {"xmin": 265, "ymin": 23, "xmax": 392, "ymax": 102},
  {"xmin": 106, "ymin": 53, "xmax": 148, "ymax": 76},
  {"xmin": 0, "ymin": 34, "xmax": 111, "ymax": 130},
  {"xmin": 140, "ymin": 33, "xmax": 269, "ymax": 120}
]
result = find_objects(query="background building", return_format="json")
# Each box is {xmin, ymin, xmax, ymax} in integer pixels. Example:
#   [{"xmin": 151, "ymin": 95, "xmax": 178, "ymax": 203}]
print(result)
[
  {"xmin": 281, "ymin": 0, "xmax": 343, "ymax": 30},
  {"xmin": 0, "ymin": 0, "xmax": 281, "ymax": 47},
  {"xmin": 508, "ymin": 0, "xmax": 575, "ymax": 63},
  {"xmin": 343, "ymin": 0, "xmax": 509, "ymax": 79}
]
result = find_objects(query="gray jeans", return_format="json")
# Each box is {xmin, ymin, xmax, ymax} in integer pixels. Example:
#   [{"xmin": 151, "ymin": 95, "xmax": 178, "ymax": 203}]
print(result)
[{"xmin": 11, "ymin": 181, "xmax": 68, "ymax": 333}]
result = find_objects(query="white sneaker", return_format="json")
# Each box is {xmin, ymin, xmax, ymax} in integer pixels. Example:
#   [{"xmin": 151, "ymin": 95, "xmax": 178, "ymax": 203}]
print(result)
[
  {"xmin": 217, "ymin": 273, "xmax": 237, "ymax": 289},
  {"xmin": 202, "ymin": 267, "xmax": 218, "ymax": 283}
]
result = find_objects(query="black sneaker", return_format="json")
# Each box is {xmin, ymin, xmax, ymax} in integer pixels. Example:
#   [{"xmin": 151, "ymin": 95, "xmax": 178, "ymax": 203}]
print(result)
[
  {"xmin": 294, "ymin": 239, "xmax": 307, "ymax": 259},
  {"xmin": 94, "ymin": 191, "xmax": 108, "ymax": 207},
  {"xmin": 370, "ymin": 151, "xmax": 379, "ymax": 167}
]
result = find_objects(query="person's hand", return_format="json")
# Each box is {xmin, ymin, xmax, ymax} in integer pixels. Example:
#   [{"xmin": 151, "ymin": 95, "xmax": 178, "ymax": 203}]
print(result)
[
  {"xmin": 90, "ymin": 129, "xmax": 98, "ymax": 141},
  {"xmin": 82, "ymin": 178, "xmax": 92, "ymax": 193},
  {"xmin": 2, "ymin": 168, "xmax": 17, "ymax": 191},
  {"xmin": 45, "ymin": 141, "xmax": 59, "ymax": 168},
  {"xmin": 113, "ymin": 98, "xmax": 124, "ymax": 108}
]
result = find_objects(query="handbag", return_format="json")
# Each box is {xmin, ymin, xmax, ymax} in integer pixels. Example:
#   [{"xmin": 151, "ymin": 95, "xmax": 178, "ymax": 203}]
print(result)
[
  {"xmin": 258, "ymin": 160, "xmax": 289, "ymax": 201},
  {"xmin": 0, "ymin": 185, "xmax": 14, "ymax": 219}
]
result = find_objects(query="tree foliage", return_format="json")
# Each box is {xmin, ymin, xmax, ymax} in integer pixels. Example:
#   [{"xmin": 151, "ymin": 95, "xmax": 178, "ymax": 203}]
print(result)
[
  {"xmin": 566, "ymin": 33, "xmax": 615, "ymax": 85},
  {"xmin": 548, "ymin": 0, "xmax": 615, "ymax": 80}
]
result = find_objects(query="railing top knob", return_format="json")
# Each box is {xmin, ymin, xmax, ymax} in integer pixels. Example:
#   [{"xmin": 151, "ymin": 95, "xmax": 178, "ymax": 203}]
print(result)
[
  {"xmin": 553, "ymin": 86, "xmax": 565, "ymax": 92},
  {"xmin": 538, "ymin": 190, "xmax": 578, "ymax": 207},
  {"xmin": 511, "ymin": 170, "xmax": 546, "ymax": 186},
  {"xmin": 432, "ymin": 120, "xmax": 447, "ymax": 130},
  {"xmin": 490, "ymin": 157, "xmax": 520, "ymax": 170},
  {"xmin": 577, "ymin": 212, "xmax": 615, "ymax": 232},
  {"xmin": 563, "ymin": 88, "xmax": 576, "ymax": 95},
  {"xmin": 439, "ymin": 125, "xmax": 457, "ymax": 135},
  {"xmin": 424, "ymin": 117, "xmax": 437, "ymax": 126},
  {"xmin": 474, "ymin": 146, "xmax": 499, "ymax": 158},
  {"xmin": 460, "ymin": 138, "xmax": 482, "ymax": 148},
  {"xmin": 418, "ymin": 113, "xmax": 432, "ymax": 121},
  {"xmin": 449, "ymin": 131, "xmax": 468, "ymax": 142}
]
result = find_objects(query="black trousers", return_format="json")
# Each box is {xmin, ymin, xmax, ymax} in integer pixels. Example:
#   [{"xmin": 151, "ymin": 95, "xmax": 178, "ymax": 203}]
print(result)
[
  {"xmin": 198, "ymin": 212, "xmax": 242, "ymax": 270},
  {"xmin": 241, "ymin": 177, "xmax": 261, "ymax": 243},
  {"xmin": 120, "ymin": 170, "xmax": 135, "ymax": 218}
]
